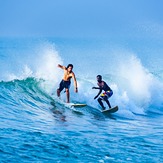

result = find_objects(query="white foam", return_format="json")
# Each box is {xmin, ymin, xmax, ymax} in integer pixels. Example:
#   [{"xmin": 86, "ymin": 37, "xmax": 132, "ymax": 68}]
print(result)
[
  {"xmin": 6, "ymin": 42, "xmax": 63, "ymax": 93},
  {"xmin": 118, "ymin": 55, "xmax": 153, "ymax": 103}
]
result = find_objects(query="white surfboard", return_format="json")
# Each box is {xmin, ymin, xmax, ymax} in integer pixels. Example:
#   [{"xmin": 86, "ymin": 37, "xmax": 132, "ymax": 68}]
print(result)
[
  {"xmin": 70, "ymin": 103, "xmax": 87, "ymax": 108},
  {"xmin": 101, "ymin": 106, "xmax": 118, "ymax": 113}
]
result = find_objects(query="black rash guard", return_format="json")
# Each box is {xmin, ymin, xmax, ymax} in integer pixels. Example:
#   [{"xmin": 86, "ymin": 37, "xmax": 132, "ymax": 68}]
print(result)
[{"xmin": 98, "ymin": 81, "xmax": 112, "ymax": 92}]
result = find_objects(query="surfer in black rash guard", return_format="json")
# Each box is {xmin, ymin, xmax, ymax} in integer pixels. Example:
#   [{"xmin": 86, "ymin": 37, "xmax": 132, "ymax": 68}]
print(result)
[{"xmin": 92, "ymin": 75, "xmax": 113, "ymax": 110}]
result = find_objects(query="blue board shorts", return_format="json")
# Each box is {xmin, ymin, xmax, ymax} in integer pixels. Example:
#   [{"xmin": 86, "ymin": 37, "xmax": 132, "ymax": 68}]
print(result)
[
  {"xmin": 58, "ymin": 80, "xmax": 71, "ymax": 92},
  {"xmin": 100, "ymin": 90, "xmax": 113, "ymax": 100}
]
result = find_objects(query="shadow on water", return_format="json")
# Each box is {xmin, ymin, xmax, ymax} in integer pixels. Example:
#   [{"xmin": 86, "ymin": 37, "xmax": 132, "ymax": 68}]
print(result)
[
  {"xmin": 102, "ymin": 113, "xmax": 117, "ymax": 120},
  {"xmin": 50, "ymin": 101, "xmax": 67, "ymax": 122}
]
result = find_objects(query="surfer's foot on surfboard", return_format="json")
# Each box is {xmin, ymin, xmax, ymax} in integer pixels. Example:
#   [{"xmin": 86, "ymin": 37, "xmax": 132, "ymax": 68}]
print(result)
[{"xmin": 101, "ymin": 107, "xmax": 106, "ymax": 110}]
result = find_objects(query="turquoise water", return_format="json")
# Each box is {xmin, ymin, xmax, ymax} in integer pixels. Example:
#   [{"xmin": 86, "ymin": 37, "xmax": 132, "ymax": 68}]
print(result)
[{"xmin": 0, "ymin": 38, "xmax": 163, "ymax": 162}]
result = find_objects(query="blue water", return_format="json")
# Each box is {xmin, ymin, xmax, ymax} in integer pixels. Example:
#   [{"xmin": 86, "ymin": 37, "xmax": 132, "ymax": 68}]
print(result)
[{"xmin": 0, "ymin": 38, "xmax": 163, "ymax": 162}]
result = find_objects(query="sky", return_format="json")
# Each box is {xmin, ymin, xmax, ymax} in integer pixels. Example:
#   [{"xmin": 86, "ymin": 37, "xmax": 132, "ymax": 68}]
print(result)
[{"xmin": 0, "ymin": 0, "xmax": 163, "ymax": 39}]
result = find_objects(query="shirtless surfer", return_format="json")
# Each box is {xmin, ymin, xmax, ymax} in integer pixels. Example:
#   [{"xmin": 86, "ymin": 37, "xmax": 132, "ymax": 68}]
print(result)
[{"xmin": 57, "ymin": 64, "xmax": 78, "ymax": 103}]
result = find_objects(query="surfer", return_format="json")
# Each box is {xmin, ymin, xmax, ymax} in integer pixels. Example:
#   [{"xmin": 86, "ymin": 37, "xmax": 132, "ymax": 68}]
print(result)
[
  {"xmin": 92, "ymin": 75, "xmax": 113, "ymax": 110},
  {"xmin": 57, "ymin": 64, "xmax": 78, "ymax": 103}
]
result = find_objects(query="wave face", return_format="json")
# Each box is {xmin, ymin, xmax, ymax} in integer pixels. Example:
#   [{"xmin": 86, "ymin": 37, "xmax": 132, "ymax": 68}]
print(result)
[{"xmin": 0, "ymin": 38, "xmax": 163, "ymax": 162}]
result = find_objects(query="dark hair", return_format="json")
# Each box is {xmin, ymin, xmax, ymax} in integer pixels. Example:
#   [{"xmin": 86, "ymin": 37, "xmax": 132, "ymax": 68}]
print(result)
[
  {"xmin": 67, "ymin": 64, "xmax": 73, "ymax": 69},
  {"xmin": 97, "ymin": 75, "xmax": 102, "ymax": 80}
]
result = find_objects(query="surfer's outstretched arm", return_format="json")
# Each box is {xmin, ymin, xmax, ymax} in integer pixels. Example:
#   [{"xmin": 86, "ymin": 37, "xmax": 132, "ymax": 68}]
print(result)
[
  {"xmin": 94, "ymin": 89, "xmax": 102, "ymax": 99},
  {"xmin": 58, "ymin": 64, "xmax": 66, "ymax": 70},
  {"xmin": 92, "ymin": 87, "xmax": 100, "ymax": 89}
]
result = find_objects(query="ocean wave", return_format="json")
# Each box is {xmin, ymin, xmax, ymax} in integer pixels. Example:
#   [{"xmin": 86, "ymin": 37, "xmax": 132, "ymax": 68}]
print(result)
[
  {"xmin": 0, "ymin": 77, "xmax": 52, "ymax": 110},
  {"xmin": 0, "ymin": 39, "xmax": 162, "ymax": 119}
]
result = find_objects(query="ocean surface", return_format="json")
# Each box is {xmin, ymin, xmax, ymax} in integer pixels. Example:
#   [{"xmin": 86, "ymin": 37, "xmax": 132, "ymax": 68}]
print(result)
[{"xmin": 0, "ymin": 38, "xmax": 163, "ymax": 162}]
